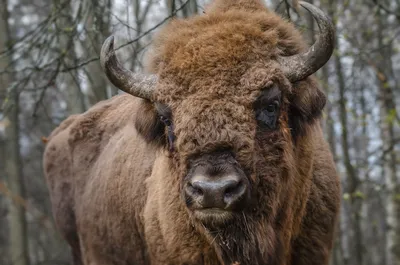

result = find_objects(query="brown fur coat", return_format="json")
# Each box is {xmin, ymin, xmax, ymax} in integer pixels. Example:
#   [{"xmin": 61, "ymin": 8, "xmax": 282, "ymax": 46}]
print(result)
[{"xmin": 43, "ymin": 1, "xmax": 341, "ymax": 264}]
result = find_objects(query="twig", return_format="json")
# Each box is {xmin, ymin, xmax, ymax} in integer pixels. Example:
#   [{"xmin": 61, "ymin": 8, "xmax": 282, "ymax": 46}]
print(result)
[
  {"xmin": 371, "ymin": 0, "xmax": 400, "ymax": 21},
  {"xmin": 32, "ymin": 62, "xmax": 61, "ymax": 117},
  {"xmin": 0, "ymin": 1, "xmax": 69, "ymax": 56},
  {"xmin": 61, "ymin": 0, "xmax": 190, "ymax": 72},
  {"xmin": 0, "ymin": 181, "xmax": 54, "ymax": 230}
]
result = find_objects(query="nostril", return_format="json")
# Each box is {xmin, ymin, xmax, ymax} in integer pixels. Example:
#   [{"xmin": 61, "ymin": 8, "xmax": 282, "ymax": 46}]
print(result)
[
  {"xmin": 223, "ymin": 180, "xmax": 246, "ymax": 205},
  {"xmin": 187, "ymin": 181, "xmax": 204, "ymax": 197},
  {"xmin": 224, "ymin": 180, "xmax": 242, "ymax": 197}
]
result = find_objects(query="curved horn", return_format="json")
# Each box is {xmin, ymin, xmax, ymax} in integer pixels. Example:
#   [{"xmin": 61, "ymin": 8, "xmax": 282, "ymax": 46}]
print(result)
[
  {"xmin": 278, "ymin": 1, "xmax": 335, "ymax": 82},
  {"xmin": 100, "ymin": 36, "xmax": 157, "ymax": 100}
]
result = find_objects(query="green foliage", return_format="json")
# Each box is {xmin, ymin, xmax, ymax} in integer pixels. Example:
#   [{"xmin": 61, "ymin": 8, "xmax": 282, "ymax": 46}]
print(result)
[
  {"xmin": 354, "ymin": 190, "xmax": 366, "ymax": 200},
  {"xmin": 386, "ymin": 109, "xmax": 397, "ymax": 125},
  {"xmin": 343, "ymin": 191, "xmax": 366, "ymax": 201},
  {"xmin": 62, "ymin": 27, "xmax": 74, "ymax": 33}
]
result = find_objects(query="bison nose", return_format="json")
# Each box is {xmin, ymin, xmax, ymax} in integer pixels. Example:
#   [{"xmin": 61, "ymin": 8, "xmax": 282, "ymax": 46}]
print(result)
[{"xmin": 185, "ymin": 174, "xmax": 248, "ymax": 210}]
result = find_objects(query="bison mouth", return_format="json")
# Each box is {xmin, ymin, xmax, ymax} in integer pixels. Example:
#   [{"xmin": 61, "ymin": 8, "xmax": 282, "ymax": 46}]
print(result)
[
  {"xmin": 183, "ymin": 151, "xmax": 250, "ymax": 227},
  {"xmin": 192, "ymin": 208, "xmax": 235, "ymax": 226}
]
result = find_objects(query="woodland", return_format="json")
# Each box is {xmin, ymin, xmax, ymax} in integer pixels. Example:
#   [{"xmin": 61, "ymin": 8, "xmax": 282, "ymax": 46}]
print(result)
[{"xmin": 0, "ymin": 0, "xmax": 399, "ymax": 265}]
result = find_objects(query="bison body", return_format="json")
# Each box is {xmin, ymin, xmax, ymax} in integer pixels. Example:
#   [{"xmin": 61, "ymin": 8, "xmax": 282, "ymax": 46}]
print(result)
[{"xmin": 43, "ymin": 1, "xmax": 341, "ymax": 264}]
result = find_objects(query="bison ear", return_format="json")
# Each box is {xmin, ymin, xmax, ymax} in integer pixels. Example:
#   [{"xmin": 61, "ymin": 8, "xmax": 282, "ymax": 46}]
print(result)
[
  {"xmin": 288, "ymin": 77, "xmax": 326, "ymax": 136},
  {"xmin": 135, "ymin": 100, "xmax": 165, "ymax": 146}
]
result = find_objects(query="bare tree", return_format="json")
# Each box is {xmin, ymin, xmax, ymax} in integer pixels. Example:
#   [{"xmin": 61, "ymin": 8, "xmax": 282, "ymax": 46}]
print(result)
[
  {"xmin": 328, "ymin": 1, "xmax": 364, "ymax": 265},
  {"xmin": 180, "ymin": 0, "xmax": 198, "ymax": 17},
  {"xmin": 375, "ymin": 7, "xmax": 400, "ymax": 265},
  {"xmin": 0, "ymin": 0, "xmax": 30, "ymax": 265},
  {"xmin": 0, "ymin": 1, "xmax": 399, "ymax": 264},
  {"xmin": 54, "ymin": 0, "xmax": 86, "ymax": 114},
  {"xmin": 84, "ymin": 0, "xmax": 113, "ymax": 105},
  {"xmin": 167, "ymin": 0, "xmax": 177, "ymax": 16}
]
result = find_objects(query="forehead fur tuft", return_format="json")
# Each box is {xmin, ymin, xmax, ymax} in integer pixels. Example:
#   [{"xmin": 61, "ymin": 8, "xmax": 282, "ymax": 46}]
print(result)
[{"xmin": 144, "ymin": 0, "xmax": 306, "ymax": 76}]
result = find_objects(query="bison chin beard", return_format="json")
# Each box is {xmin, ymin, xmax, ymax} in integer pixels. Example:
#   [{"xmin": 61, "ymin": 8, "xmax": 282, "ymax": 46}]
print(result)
[
  {"xmin": 184, "ymin": 195, "xmax": 281, "ymax": 265},
  {"xmin": 197, "ymin": 211, "xmax": 278, "ymax": 265}
]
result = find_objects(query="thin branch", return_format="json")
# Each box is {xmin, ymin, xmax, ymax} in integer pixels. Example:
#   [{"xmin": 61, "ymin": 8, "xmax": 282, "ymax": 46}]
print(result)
[
  {"xmin": 32, "ymin": 62, "xmax": 61, "ymax": 117},
  {"xmin": 60, "ymin": 0, "xmax": 190, "ymax": 72},
  {"xmin": 0, "ymin": 181, "xmax": 54, "ymax": 230},
  {"xmin": 371, "ymin": 0, "xmax": 400, "ymax": 21},
  {"xmin": 0, "ymin": 1, "xmax": 69, "ymax": 56}
]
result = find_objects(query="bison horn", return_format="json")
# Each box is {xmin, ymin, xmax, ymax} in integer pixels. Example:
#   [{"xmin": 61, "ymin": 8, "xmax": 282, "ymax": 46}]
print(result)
[
  {"xmin": 100, "ymin": 36, "xmax": 157, "ymax": 100},
  {"xmin": 278, "ymin": 1, "xmax": 335, "ymax": 82}
]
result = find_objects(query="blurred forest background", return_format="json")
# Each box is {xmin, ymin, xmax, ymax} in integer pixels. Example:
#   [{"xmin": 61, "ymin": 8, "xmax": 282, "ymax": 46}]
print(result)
[{"xmin": 0, "ymin": 0, "xmax": 399, "ymax": 265}]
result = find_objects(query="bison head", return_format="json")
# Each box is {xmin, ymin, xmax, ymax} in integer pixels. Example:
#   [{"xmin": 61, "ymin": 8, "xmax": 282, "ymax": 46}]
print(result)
[{"xmin": 100, "ymin": 1, "xmax": 334, "ymax": 229}]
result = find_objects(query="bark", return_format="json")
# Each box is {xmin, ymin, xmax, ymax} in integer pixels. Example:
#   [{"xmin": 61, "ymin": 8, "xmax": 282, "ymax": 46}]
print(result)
[
  {"xmin": 0, "ymin": 133, "xmax": 7, "ymax": 265},
  {"xmin": 54, "ymin": 0, "xmax": 85, "ymax": 114},
  {"xmin": 320, "ymin": 65, "xmax": 344, "ymax": 265},
  {"xmin": 375, "ymin": 8, "xmax": 400, "ymax": 265},
  {"xmin": 308, "ymin": 2, "xmax": 343, "ymax": 265},
  {"xmin": 167, "ymin": 0, "xmax": 176, "ymax": 17},
  {"xmin": 328, "ymin": 1, "xmax": 363, "ymax": 265},
  {"xmin": 189, "ymin": 0, "xmax": 198, "ymax": 15},
  {"xmin": 85, "ymin": 0, "xmax": 113, "ymax": 105},
  {"xmin": 130, "ymin": 0, "xmax": 154, "ymax": 71},
  {"xmin": 323, "ymin": 65, "xmax": 337, "ymax": 164},
  {"xmin": 304, "ymin": 0, "xmax": 315, "ymax": 46},
  {"xmin": 359, "ymin": 68, "xmax": 374, "ymax": 265},
  {"xmin": 166, "ymin": 0, "xmax": 176, "ymax": 16},
  {"xmin": 180, "ymin": 0, "xmax": 198, "ymax": 17},
  {"xmin": 0, "ymin": 0, "xmax": 30, "ymax": 265},
  {"xmin": 132, "ymin": 0, "xmax": 144, "ymax": 69},
  {"xmin": 271, "ymin": 0, "xmax": 282, "ymax": 11}
]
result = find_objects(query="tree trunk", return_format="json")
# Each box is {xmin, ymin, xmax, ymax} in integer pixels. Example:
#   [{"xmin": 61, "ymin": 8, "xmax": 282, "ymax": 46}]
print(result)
[
  {"xmin": 131, "ymin": 0, "xmax": 154, "ymax": 71},
  {"xmin": 328, "ymin": 1, "xmax": 363, "ymax": 265},
  {"xmin": 189, "ymin": 0, "xmax": 198, "ymax": 15},
  {"xmin": 304, "ymin": 0, "xmax": 315, "ymax": 46},
  {"xmin": 0, "ymin": 134, "xmax": 8, "ymax": 265},
  {"xmin": 167, "ymin": 0, "xmax": 176, "ymax": 17},
  {"xmin": 0, "ymin": 1, "xmax": 30, "ymax": 265},
  {"xmin": 180, "ymin": 0, "xmax": 198, "ymax": 17},
  {"xmin": 85, "ymin": 0, "xmax": 112, "ymax": 105},
  {"xmin": 375, "ymin": 8, "xmax": 400, "ymax": 265},
  {"xmin": 320, "ymin": 65, "xmax": 344, "ymax": 265},
  {"xmin": 54, "ymin": 0, "xmax": 85, "ymax": 114}
]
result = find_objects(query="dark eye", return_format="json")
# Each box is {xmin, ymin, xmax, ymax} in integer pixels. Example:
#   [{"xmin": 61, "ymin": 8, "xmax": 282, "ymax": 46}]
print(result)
[
  {"xmin": 159, "ymin": 115, "xmax": 175, "ymax": 151},
  {"xmin": 160, "ymin": 115, "xmax": 172, "ymax": 126},
  {"xmin": 265, "ymin": 102, "xmax": 278, "ymax": 114},
  {"xmin": 256, "ymin": 100, "xmax": 280, "ymax": 129}
]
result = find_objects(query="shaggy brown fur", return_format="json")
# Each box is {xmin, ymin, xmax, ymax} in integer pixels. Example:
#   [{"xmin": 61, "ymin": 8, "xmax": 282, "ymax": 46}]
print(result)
[{"xmin": 43, "ymin": 1, "xmax": 341, "ymax": 265}]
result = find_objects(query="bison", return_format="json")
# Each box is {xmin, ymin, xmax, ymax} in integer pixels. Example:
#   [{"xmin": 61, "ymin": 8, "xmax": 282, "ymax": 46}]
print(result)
[{"xmin": 43, "ymin": 0, "xmax": 341, "ymax": 264}]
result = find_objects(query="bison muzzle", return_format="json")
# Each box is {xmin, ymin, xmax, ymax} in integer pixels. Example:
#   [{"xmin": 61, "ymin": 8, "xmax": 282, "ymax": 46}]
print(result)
[{"xmin": 184, "ymin": 151, "xmax": 251, "ymax": 227}]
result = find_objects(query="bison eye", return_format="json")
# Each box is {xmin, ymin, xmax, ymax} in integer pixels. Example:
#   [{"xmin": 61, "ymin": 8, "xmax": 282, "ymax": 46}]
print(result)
[
  {"xmin": 160, "ymin": 115, "xmax": 175, "ymax": 151},
  {"xmin": 256, "ymin": 100, "xmax": 280, "ymax": 129},
  {"xmin": 160, "ymin": 115, "xmax": 172, "ymax": 127},
  {"xmin": 265, "ymin": 102, "xmax": 278, "ymax": 113}
]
